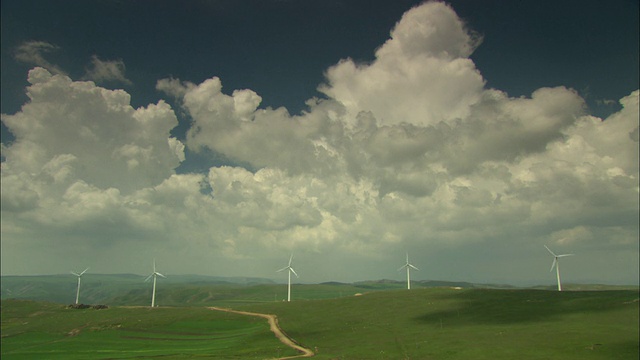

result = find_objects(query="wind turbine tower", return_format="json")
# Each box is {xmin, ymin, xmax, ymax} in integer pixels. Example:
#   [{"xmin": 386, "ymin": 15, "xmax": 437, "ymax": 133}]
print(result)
[
  {"xmin": 544, "ymin": 245, "xmax": 574, "ymax": 291},
  {"xmin": 276, "ymin": 254, "xmax": 298, "ymax": 302},
  {"xmin": 145, "ymin": 259, "xmax": 166, "ymax": 307},
  {"xmin": 398, "ymin": 253, "xmax": 419, "ymax": 290},
  {"xmin": 70, "ymin": 267, "xmax": 89, "ymax": 304}
]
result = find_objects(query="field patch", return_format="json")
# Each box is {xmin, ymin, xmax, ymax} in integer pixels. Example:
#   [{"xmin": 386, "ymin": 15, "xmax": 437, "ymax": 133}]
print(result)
[
  {"xmin": 1, "ymin": 300, "xmax": 297, "ymax": 359},
  {"xmin": 242, "ymin": 288, "xmax": 640, "ymax": 359},
  {"xmin": 3, "ymin": 288, "xmax": 639, "ymax": 359}
]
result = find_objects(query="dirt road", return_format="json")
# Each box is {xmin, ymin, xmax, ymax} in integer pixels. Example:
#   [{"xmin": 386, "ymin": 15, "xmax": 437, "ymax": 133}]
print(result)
[{"xmin": 209, "ymin": 307, "xmax": 314, "ymax": 359}]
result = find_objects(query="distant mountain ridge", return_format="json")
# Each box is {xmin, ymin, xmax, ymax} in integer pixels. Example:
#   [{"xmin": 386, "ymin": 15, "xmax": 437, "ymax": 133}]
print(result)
[
  {"xmin": 2, "ymin": 274, "xmax": 637, "ymax": 306},
  {"xmin": 1, "ymin": 274, "xmax": 483, "ymax": 304},
  {"xmin": 0, "ymin": 274, "xmax": 276, "ymax": 304}
]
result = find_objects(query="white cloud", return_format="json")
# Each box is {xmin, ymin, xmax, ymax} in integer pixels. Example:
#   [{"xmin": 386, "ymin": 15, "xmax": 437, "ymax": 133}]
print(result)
[
  {"xmin": 83, "ymin": 55, "xmax": 133, "ymax": 85},
  {"xmin": 1, "ymin": 2, "xmax": 638, "ymax": 285},
  {"xmin": 14, "ymin": 43, "xmax": 132, "ymax": 86},
  {"xmin": 319, "ymin": 1, "xmax": 484, "ymax": 127},
  {"xmin": 171, "ymin": 1, "xmax": 637, "ymax": 282},
  {"xmin": 14, "ymin": 41, "xmax": 67, "ymax": 76},
  {"xmin": 156, "ymin": 77, "xmax": 195, "ymax": 99},
  {"xmin": 1, "ymin": 67, "xmax": 184, "ymax": 196}
]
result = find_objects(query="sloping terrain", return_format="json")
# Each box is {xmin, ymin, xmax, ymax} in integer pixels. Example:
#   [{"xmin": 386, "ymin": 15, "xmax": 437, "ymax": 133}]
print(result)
[
  {"xmin": 2, "ymin": 288, "xmax": 638, "ymax": 359},
  {"xmin": 1, "ymin": 299, "xmax": 297, "ymax": 359},
  {"xmin": 243, "ymin": 288, "xmax": 640, "ymax": 359}
]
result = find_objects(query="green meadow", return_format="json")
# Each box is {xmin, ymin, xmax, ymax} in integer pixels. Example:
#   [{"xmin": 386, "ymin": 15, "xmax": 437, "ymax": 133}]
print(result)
[
  {"xmin": 244, "ymin": 288, "xmax": 639, "ymax": 359},
  {"xmin": 1, "ymin": 300, "xmax": 297, "ymax": 359},
  {"xmin": 2, "ymin": 286, "xmax": 638, "ymax": 359}
]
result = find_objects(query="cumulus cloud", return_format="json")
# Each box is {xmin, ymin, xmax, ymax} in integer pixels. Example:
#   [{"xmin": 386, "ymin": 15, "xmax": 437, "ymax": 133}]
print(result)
[
  {"xmin": 14, "ymin": 41, "xmax": 67, "ymax": 75},
  {"xmin": 156, "ymin": 77, "xmax": 196, "ymax": 100},
  {"xmin": 319, "ymin": 1, "xmax": 484, "ymax": 127},
  {"xmin": 1, "ymin": 2, "xmax": 637, "ymax": 284},
  {"xmin": 174, "ymin": 1, "xmax": 637, "ymax": 278},
  {"xmin": 183, "ymin": 3, "xmax": 587, "ymax": 177},
  {"xmin": 82, "ymin": 55, "xmax": 133, "ymax": 85},
  {"xmin": 1, "ymin": 67, "xmax": 184, "ymax": 197}
]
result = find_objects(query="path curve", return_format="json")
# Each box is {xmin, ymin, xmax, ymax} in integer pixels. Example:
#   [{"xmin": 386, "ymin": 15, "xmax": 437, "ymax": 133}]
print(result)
[{"xmin": 209, "ymin": 307, "xmax": 314, "ymax": 359}]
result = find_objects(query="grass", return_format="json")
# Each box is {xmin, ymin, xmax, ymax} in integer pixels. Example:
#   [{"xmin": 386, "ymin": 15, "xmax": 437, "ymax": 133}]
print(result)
[
  {"xmin": 1, "ymin": 300, "xmax": 297, "ymax": 359},
  {"xmin": 2, "ymin": 287, "xmax": 638, "ymax": 359},
  {"xmin": 241, "ymin": 288, "xmax": 640, "ymax": 359},
  {"xmin": 107, "ymin": 282, "xmax": 389, "ymax": 307}
]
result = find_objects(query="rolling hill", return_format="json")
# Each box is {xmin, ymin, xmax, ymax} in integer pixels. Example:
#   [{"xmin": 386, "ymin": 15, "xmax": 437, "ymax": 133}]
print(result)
[{"xmin": 2, "ymin": 287, "xmax": 638, "ymax": 359}]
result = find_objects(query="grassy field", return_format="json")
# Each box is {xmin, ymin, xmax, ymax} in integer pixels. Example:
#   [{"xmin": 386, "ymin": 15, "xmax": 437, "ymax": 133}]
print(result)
[
  {"xmin": 2, "ymin": 287, "xmax": 638, "ymax": 359},
  {"xmin": 0, "ymin": 300, "xmax": 297, "ymax": 359},
  {"xmin": 242, "ymin": 288, "xmax": 639, "ymax": 359}
]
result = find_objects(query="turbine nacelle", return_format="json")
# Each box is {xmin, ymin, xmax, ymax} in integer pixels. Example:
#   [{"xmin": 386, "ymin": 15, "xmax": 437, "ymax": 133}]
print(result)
[
  {"xmin": 398, "ymin": 263, "xmax": 419, "ymax": 272},
  {"xmin": 544, "ymin": 245, "xmax": 574, "ymax": 272},
  {"xmin": 145, "ymin": 271, "xmax": 167, "ymax": 282},
  {"xmin": 276, "ymin": 254, "xmax": 298, "ymax": 277},
  {"xmin": 71, "ymin": 267, "xmax": 89, "ymax": 277},
  {"xmin": 398, "ymin": 253, "xmax": 419, "ymax": 272},
  {"xmin": 276, "ymin": 266, "xmax": 299, "ymax": 277},
  {"xmin": 145, "ymin": 259, "xmax": 167, "ymax": 281}
]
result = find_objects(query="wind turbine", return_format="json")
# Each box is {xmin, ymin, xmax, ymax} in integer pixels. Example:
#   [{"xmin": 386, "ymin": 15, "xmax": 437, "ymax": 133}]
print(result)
[
  {"xmin": 276, "ymin": 254, "xmax": 298, "ymax": 302},
  {"xmin": 544, "ymin": 245, "xmax": 574, "ymax": 291},
  {"xmin": 145, "ymin": 259, "xmax": 166, "ymax": 307},
  {"xmin": 398, "ymin": 253, "xmax": 419, "ymax": 290},
  {"xmin": 70, "ymin": 267, "xmax": 89, "ymax": 304}
]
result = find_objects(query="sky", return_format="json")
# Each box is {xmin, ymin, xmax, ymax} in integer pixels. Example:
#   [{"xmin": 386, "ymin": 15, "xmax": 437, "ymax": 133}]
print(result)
[{"xmin": 1, "ymin": 0, "xmax": 638, "ymax": 286}]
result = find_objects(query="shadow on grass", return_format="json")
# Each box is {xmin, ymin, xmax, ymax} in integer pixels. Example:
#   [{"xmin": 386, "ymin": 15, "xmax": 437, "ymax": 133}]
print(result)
[{"xmin": 415, "ymin": 289, "xmax": 639, "ymax": 325}]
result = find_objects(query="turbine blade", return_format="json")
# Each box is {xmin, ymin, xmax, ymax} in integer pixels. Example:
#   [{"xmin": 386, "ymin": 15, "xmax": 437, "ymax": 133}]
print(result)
[
  {"xmin": 397, "ymin": 264, "xmax": 407, "ymax": 272},
  {"xmin": 276, "ymin": 266, "xmax": 289, "ymax": 273},
  {"xmin": 544, "ymin": 245, "xmax": 557, "ymax": 257},
  {"xmin": 156, "ymin": 272, "xmax": 166, "ymax": 278},
  {"xmin": 290, "ymin": 267, "xmax": 299, "ymax": 278},
  {"xmin": 557, "ymin": 254, "xmax": 574, "ymax": 257},
  {"xmin": 144, "ymin": 274, "xmax": 153, "ymax": 282},
  {"xmin": 549, "ymin": 258, "xmax": 557, "ymax": 272},
  {"xmin": 409, "ymin": 264, "xmax": 419, "ymax": 271},
  {"xmin": 288, "ymin": 254, "xmax": 293, "ymax": 266},
  {"xmin": 80, "ymin": 267, "xmax": 89, "ymax": 275},
  {"xmin": 70, "ymin": 271, "xmax": 80, "ymax": 276}
]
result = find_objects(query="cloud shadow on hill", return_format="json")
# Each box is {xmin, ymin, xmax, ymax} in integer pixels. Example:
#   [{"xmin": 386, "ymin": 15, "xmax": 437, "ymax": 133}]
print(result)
[{"xmin": 414, "ymin": 289, "xmax": 639, "ymax": 325}]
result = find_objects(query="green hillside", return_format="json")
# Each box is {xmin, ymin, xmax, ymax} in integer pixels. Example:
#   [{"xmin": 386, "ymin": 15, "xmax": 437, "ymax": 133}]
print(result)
[
  {"xmin": 3, "ymin": 288, "xmax": 638, "ymax": 359},
  {"xmin": 41, "ymin": 281, "xmax": 494, "ymax": 308},
  {"xmin": 242, "ymin": 288, "xmax": 639, "ymax": 359},
  {"xmin": 108, "ymin": 282, "xmax": 386, "ymax": 307},
  {"xmin": 1, "ymin": 299, "xmax": 297, "ymax": 359}
]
